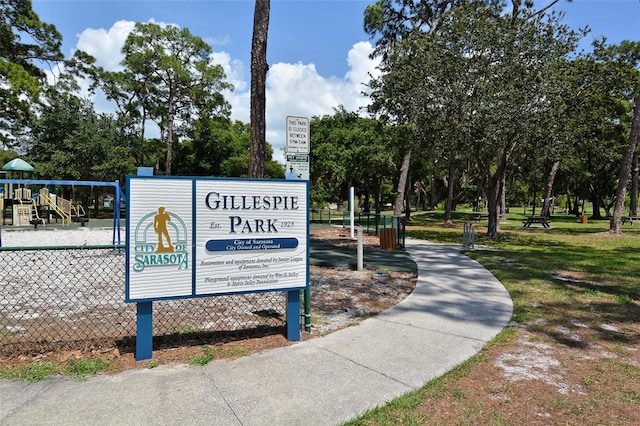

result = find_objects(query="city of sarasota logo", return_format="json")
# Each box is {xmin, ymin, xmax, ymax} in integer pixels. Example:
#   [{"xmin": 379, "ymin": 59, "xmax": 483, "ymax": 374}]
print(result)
[{"xmin": 133, "ymin": 207, "xmax": 189, "ymax": 272}]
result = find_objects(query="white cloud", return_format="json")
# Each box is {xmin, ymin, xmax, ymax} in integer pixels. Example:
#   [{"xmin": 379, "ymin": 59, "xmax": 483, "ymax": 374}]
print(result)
[
  {"xmin": 75, "ymin": 20, "xmax": 135, "ymax": 70},
  {"xmin": 72, "ymin": 21, "xmax": 381, "ymax": 164},
  {"xmin": 259, "ymin": 43, "xmax": 381, "ymax": 163},
  {"xmin": 212, "ymin": 51, "xmax": 247, "ymax": 92}
]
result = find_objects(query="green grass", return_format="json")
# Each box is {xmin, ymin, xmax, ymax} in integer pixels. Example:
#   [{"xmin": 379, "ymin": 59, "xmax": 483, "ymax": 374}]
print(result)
[
  {"xmin": 66, "ymin": 358, "xmax": 111, "ymax": 380},
  {"xmin": 0, "ymin": 362, "xmax": 61, "ymax": 383},
  {"xmin": 347, "ymin": 209, "xmax": 640, "ymax": 425},
  {"xmin": 0, "ymin": 357, "xmax": 111, "ymax": 382},
  {"xmin": 167, "ymin": 324, "xmax": 201, "ymax": 335},
  {"xmin": 188, "ymin": 344, "xmax": 250, "ymax": 366}
]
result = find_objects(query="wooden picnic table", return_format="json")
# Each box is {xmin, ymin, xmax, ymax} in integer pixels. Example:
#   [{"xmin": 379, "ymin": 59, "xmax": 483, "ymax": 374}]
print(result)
[
  {"xmin": 622, "ymin": 216, "xmax": 639, "ymax": 225},
  {"xmin": 522, "ymin": 216, "xmax": 551, "ymax": 228}
]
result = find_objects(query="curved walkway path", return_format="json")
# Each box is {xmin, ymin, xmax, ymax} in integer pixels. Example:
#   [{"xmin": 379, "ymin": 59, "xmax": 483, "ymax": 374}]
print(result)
[{"xmin": 1, "ymin": 238, "xmax": 513, "ymax": 426}]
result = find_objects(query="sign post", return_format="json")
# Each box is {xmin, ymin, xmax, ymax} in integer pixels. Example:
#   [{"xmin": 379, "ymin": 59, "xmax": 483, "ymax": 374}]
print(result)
[
  {"xmin": 135, "ymin": 167, "xmax": 154, "ymax": 361},
  {"xmin": 285, "ymin": 115, "xmax": 312, "ymax": 332}
]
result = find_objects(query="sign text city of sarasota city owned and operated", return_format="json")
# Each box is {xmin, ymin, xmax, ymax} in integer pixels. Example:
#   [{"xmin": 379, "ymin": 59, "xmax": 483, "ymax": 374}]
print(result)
[{"xmin": 126, "ymin": 177, "xmax": 309, "ymax": 302}]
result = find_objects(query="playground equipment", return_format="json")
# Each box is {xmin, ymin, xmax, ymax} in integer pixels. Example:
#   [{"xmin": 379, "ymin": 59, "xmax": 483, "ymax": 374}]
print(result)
[
  {"xmin": 2, "ymin": 184, "xmax": 90, "ymax": 227},
  {"xmin": 36, "ymin": 187, "xmax": 88, "ymax": 226},
  {"xmin": 1, "ymin": 159, "xmax": 94, "ymax": 227},
  {"xmin": 0, "ymin": 178, "xmax": 126, "ymax": 244},
  {"xmin": 11, "ymin": 187, "xmax": 45, "ymax": 228}
]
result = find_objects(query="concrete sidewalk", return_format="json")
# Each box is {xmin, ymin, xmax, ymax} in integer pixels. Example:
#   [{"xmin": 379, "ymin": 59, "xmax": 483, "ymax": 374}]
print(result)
[{"xmin": 0, "ymin": 238, "xmax": 513, "ymax": 426}]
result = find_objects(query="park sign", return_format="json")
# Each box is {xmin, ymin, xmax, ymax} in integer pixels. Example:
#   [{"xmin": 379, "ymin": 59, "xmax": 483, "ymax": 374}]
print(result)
[
  {"xmin": 285, "ymin": 116, "xmax": 309, "ymax": 154},
  {"xmin": 125, "ymin": 176, "xmax": 309, "ymax": 302}
]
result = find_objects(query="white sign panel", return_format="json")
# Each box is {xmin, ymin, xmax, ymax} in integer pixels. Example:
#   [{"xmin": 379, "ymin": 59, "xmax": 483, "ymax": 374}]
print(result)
[
  {"xmin": 195, "ymin": 180, "xmax": 308, "ymax": 295},
  {"xmin": 126, "ymin": 177, "xmax": 309, "ymax": 302},
  {"xmin": 127, "ymin": 178, "xmax": 193, "ymax": 301},
  {"xmin": 285, "ymin": 154, "xmax": 310, "ymax": 181},
  {"xmin": 285, "ymin": 116, "xmax": 309, "ymax": 154}
]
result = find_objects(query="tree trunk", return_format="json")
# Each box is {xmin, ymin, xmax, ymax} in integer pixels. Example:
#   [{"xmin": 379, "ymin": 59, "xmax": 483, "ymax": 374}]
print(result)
[
  {"xmin": 486, "ymin": 176, "xmax": 501, "ymax": 238},
  {"xmin": 140, "ymin": 107, "xmax": 147, "ymax": 166},
  {"xmin": 404, "ymin": 172, "xmax": 412, "ymax": 221},
  {"xmin": 249, "ymin": 0, "xmax": 270, "ymax": 178},
  {"xmin": 165, "ymin": 101, "xmax": 175, "ymax": 176},
  {"xmin": 630, "ymin": 152, "xmax": 638, "ymax": 216},
  {"xmin": 591, "ymin": 193, "xmax": 601, "ymax": 219},
  {"xmin": 374, "ymin": 178, "xmax": 381, "ymax": 214},
  {"xmin": 611, "ymin": 93, "xmax": 640, "ymax": 234},
  {"xmin": 531, "ymin": 190, "xmax": 537, "ymax": 217},
  {"xmin": 430, "ymin": 173, "xmax": 437, "ymax": 209},
  {"xmin": 443, "ymin": 158, "xmax": 454, "ymax": 223},
  {"xmin": 499, "ymin": 176, "xmax": 506, "ymax": 220},
  {"xmin": 394, "ymin": 149, "xmax": 412, "ymax": 216},
  {"xmin": 541, "ymin": 161, "xmax": 560, "ymax": 218},
  {"xmin": 485, "ymin": 144, "xmax": 513, "ymax": 238},
  {"xmin": 573, "ymin": 195, "xmax": 580, "ymax": 216},
  {"xmin": 363, "ymin": 188, "xmax": 371, "ymax": 212}
]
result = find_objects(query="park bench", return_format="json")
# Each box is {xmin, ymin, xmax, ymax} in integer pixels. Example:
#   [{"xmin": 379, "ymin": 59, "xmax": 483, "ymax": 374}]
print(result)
[
  {"xmin": 622, "ymin": 216, "xmax": 639, "ymax": 225},
  {"xmin": 29, "ymin": 218, "xmax": 45, "ymax": 229},
  {"xmin": 72, "ymin": 216, "xmax": 90, "ymax": 226},
  {"xmin": 522, "ymin": 216, "xmax": 550, "ymax": 228},
  {"xmin": 474, "ymin": 214, "xmax": 489, "ymax": 222}
]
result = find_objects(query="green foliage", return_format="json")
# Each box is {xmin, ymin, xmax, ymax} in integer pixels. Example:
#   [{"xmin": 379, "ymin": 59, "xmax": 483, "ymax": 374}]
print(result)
[
  {"xmin": 1, "ymin": 0, "xmax": 64, "ymax": 147},
  {"xmin": 98, "ymin": 22, "xmax": 232, "ymax": 175},
  {"xmin": 0, "ymin": 148, "xmax": 19, "ymax": 167},
  {"xmin": 176, "ymin": 118, "xmax": 283, "ymax": 178},
  {"xmin": 310, "ymin": 107, "xmax": 399, "ymax": 210},
  {"xmin": 554, "ymin": 44, "xmax": 639, "ymax": 218},
  {"xmin": 27, "ymin": 93, "xmax": 137, "ymax": 188},
  {"xmin": 369, "ymin": 1, "xmax": 582, "ymax": 236}
]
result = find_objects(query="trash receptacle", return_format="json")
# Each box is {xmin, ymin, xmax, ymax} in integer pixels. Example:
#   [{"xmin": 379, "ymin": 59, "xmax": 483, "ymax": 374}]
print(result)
[{"xmin": 380, "ymin": 228, "xmax": 397, "ymax": 250}]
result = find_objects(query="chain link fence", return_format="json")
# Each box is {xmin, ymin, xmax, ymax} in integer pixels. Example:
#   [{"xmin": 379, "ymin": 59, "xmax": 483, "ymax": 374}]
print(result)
[{"xmin": 1, "ymin": 246, "xmax": 286, "ymax": 357}]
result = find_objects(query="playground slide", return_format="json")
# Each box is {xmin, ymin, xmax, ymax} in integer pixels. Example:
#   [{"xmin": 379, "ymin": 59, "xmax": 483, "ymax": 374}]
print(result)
[{"xmin": 38, "ymin": 190, "xmax": 71, "ymax": 225}]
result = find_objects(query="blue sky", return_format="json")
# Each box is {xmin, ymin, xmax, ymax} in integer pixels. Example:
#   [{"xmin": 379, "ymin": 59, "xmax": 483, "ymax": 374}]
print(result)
[{"xmin": 31, "ymin": 0, "xmax": 640, "ymax": 163}]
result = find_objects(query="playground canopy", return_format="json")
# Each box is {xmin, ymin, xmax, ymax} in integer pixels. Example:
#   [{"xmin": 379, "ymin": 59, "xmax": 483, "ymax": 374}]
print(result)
[{"xmin": 2, "ymin": 158, "xmax": 35, "ymax": 172}]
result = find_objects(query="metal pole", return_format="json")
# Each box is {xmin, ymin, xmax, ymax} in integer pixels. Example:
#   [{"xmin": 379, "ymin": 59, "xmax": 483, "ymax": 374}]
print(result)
[
  {"xmin": 357, "ymin": 226, "xmax": 363, "ymax": 271},
  {"xmin": 350, "ymin": 187, "xmax": 355, "ymax": 239},
  {"xmin": 304, "ymin": 287, "xmax": 311, "ymax": 332}
]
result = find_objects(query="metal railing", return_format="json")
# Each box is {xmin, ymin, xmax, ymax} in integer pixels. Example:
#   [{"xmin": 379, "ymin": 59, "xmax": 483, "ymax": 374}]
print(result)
[
  {"xmin": 0, "ymin": 245, "xmax": 286, "ymax": 356},
  {"xmin": 310, "ymin": 209, "xmax": 406, "ymax": 247}
]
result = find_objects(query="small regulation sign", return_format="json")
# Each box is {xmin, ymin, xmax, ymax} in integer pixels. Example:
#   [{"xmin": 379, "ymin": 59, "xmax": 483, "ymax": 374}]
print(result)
[
  {"xmin": 285, "ymin": 154, "xmax": 309, "ymax": 181},
  {"xmin": 285, "ymin": 116, "xmax": 309, "ymax": 154}
]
